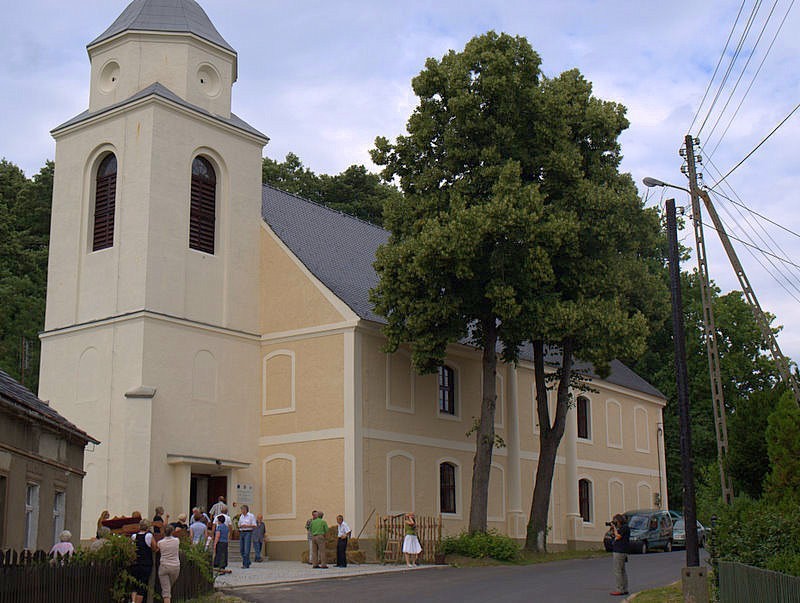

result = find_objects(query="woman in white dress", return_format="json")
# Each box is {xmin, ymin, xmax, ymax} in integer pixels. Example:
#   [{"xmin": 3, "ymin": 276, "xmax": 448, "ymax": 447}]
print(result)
[{"xmin": 402, "ymin": 513, "xmax": 422, "ymax": 567}]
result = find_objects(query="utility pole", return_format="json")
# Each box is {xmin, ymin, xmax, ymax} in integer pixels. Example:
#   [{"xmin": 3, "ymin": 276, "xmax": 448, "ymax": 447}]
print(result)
[
  {"xmin": 683, "ymin": 134, "xmax": 734, "ymax": 506},
  {"xmin": 666, "ymin": 198, "xmax": 701, "ymax": 569}
]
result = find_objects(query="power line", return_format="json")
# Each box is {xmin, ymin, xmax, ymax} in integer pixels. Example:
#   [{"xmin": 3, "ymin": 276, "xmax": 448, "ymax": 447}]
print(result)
[
  {"xmin": 706, "ymin": 184, "xmax": 800, "ymax": 241},
  {"xmin": 710, "ymin": 98, "xmax": 800, "ymax": 188},
  {"xmin": 707, "ymin": 0, "xmax": 796, "ymax": 158},
  {"xmin": 697, "ymin": 0, "xmax": 764, "ymax": 136},
  {"xmin": 688, "ymin": 0, "xmax": 748, "ymax": 134},
  {"xmin": 702, "ymin": 154, "xmax": 800, "ymax": 295},
  {"xmin": 704, "ymin": 0, "xmax": 782, "ymax": 148},
  {"xmin": 701, "ymin": 219, "xmax": 800, "ymax": 303}
]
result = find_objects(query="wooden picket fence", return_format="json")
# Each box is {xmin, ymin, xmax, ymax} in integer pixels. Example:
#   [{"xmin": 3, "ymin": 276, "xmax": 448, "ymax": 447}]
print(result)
[
  {"xmin": 0, "ymin": 548, "xmax": 213, "ymax": 603},
  {"xmin": 376, "ymin": 514, "xmax": 442, "ymax": 564}
]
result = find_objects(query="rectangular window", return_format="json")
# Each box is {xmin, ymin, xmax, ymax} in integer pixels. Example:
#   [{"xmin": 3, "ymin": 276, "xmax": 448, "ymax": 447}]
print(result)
[
  {"xmin": 438, "ymin": 366, "xmax": 455, "ymax": 415},
  {"xmin": 440, "ymin": 463, "xmax": 457, "ymax": 514},
  {"xmin": 577, "ymin": 396, "xmax": 590, "ymax": 439},
  {"xmin": 25, "ymin": 483, "xmax": 40, "ymax": 550},
  {"xmin": 53, "ymin": 491, "xmax": 66, "ymax": 546},
  {"xmin": 578, "ymin": 479, "xmax": 592, "ymax": 523}
]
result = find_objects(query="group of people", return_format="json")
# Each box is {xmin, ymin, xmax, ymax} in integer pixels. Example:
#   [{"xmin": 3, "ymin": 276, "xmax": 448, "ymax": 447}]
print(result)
[
  {"xmin": 187, "ymin": 496, "xmax": 267, "ymax": 572},
  {"xmin": 94, "ymin": 497, "xmax": 266, "ymax": 602},
  {"xmin": 304, "ymin": 510, "xmax": 422, "ymax": 569},
  {"xmin": 304, "ymin": 510, "xmax": 353, "ymax": 568}
]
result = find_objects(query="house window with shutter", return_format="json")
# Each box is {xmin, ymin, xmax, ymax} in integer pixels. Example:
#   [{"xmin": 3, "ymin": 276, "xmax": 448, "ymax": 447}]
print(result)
[
  {"xmin": 92, "ymin": 153, "xmax": 117, "ymax": 251},
  {"xmin": 189, "ymin": 156, "xmax": 216, "ymax": 254}
]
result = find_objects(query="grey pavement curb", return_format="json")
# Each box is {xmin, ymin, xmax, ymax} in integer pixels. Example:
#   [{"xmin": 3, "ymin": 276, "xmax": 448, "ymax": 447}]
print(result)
[{"xmin": 216, "ymin": 563, "xmax": 446, "ymax": 590}]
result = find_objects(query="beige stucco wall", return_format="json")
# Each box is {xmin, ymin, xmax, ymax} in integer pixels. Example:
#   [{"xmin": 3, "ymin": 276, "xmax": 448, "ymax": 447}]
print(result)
[
  {"xmin": 357, "ymin": 329, "xmax": 666, "ymax": 547},
  {"xmin": 88, "ymin": 33, "xmax": 236, "ymax": 117},
  {"xmin": 260, "ymin": 228, "xmax": 352, "ymax": 334}
]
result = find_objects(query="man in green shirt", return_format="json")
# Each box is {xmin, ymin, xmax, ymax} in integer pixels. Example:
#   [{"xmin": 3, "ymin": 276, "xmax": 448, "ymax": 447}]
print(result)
[{"xmin": 310, "ymin": 511, "xmax": 329, "ymax": 568}]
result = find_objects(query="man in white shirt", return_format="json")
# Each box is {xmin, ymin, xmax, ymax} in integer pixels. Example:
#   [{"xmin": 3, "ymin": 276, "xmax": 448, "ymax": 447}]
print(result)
[
  {"xmin": 214, "ymin": 505, "xmax": 232, "ymax": 528},
  {"xmin": 238, "ymin": 504, "xmax": 257, "ymax": 569},
  {"xmin": 209, "ymin": 496, "xmax": 226, "ymax": 519},
  {"xmin": 335, "ymin": 514, "xmax": 351, "ymax": 567}
]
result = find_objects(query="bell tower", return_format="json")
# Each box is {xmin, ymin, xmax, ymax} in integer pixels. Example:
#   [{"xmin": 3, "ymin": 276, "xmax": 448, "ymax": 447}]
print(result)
[{"xmin": 39, "ymin": 0, "xmax": 267, "ymax": 538}]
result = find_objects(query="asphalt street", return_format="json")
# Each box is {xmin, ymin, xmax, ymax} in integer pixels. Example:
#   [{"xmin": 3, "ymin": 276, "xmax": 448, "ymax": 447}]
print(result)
[{"xmin": 226, "ymin": 550, "xmax": 705, "ymax": 602}]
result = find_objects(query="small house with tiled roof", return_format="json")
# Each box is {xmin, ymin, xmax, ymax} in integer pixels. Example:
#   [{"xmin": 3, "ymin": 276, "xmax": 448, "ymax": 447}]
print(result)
[
  {"xmin": 38, "ymin": 0, "xmax": 667, "ymax": 555},
  {"xmin": 0, "ymin": 369, "xmax": 98, "ymax": 550}
]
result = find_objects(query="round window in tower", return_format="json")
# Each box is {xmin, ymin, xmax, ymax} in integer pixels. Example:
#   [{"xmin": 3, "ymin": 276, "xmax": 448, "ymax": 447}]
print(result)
[
  {"xmin": 99, "ymin": 60, "xmax": 120, "ymax": 93},
  {"xmin": 197, "ymin": 63, "xmax": 221, "ymax": 97}
]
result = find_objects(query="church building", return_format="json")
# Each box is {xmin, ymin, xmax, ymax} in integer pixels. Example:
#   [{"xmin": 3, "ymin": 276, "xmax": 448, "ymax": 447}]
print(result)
[{"xmin": 38, "ymin": 0, "xmax": 668, "ymax": 557}]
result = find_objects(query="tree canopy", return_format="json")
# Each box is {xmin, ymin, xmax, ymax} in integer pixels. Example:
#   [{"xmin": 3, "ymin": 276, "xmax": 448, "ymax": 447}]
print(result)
[
  {"xmin": 0, "ymin": 159, "xmax": 53, "ymax": 392},
  {"xmin": 370, "ymin": 31, "xmax": 667, "ymax": 536},
  {"xmin": 262, "ymin": 153, "xmax": 400, "ymax": 225}
]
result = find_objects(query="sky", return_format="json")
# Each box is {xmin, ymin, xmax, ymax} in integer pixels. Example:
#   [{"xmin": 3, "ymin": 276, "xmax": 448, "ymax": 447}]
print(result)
[{"xmin": 2, "ymin": 0, "xmax": 800, "ymax": 365}]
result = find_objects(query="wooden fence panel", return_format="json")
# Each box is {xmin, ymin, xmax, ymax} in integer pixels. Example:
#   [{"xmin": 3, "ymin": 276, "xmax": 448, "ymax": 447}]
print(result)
[{"xmin": 375, "ymin": 515, "xmax": 442, "ymax": 564}]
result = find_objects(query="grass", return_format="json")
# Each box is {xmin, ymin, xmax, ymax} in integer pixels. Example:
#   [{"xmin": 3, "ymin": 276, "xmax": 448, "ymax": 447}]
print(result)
[
  {"xmin": 447, "ymin": 548, "xmax": 609, "ymax": 567},
  {"xmin": 629, "ymin": 581, "xmax": 682, "ymax": 602},
  {"xmin": 184, "ymin": 594, "xmax": 249, "ymax": 603}
]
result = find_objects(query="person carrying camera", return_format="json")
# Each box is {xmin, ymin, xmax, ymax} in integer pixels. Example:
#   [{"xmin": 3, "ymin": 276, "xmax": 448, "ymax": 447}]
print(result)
[{"xmin": 609, "ymin": 514, "xmax": 630, "ymax": 596}]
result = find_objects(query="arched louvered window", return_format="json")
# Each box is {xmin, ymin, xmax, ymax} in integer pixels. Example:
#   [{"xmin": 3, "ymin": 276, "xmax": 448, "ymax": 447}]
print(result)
[
  {"xmin": 190, "ymin": 156, "xmax": 216, "ymax": 254},
  {"xmin": 92, "ymin": 154, "xmax": 117, "ymax": 251}
]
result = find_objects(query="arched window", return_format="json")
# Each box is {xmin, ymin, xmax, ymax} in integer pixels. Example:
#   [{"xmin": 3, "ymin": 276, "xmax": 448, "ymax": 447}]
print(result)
[
  {"xmin": 189, "ymin": 156, "xmax": 216, "ymax": 254},
  {"xmin": 578, "ymin": 478, "xmax": 593, "ymax": 523},
  {"xmin": 438, "ymin": 365, "xmax": 455, "ymax": 415},
  {"xmin": 440, "ymin": 462, "xmax": 457, "ymax": 514},
  {"xmin": 92, "ymin": 153, "xmax": 117, "ymax": 250},
  {"xmin": 577, "ymin": 395, "xmax": 591, "ymax": 440}
]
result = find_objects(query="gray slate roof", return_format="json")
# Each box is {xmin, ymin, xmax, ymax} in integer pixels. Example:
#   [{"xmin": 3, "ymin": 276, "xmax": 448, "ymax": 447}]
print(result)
[
  {"xmin": 89, "ymin": 0, "xmax": 235, "ymax": 53},
  {"xmin": 0, "ymin": 369, "xmax": 99, "ymax": 444},
  {"xmin": 260, "ymin": 185, "xmax": 665, "ymax": 399},
  {"xmin": 52, "ymin": 82, "xmax": 267, "ymax": 141}
]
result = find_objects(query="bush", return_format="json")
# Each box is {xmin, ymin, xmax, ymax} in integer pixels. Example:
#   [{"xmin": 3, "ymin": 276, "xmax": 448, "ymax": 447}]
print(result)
[
  {"xmin": 714, "ymin": 496, "xmax": 800, "ymax": 577},
  {"xmin": 441, "ymin": 530, "xmax": 520, "ymax": 562}
]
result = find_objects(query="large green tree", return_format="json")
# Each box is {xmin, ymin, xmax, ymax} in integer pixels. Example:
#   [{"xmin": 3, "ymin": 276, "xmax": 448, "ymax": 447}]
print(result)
[
  {"xmin": 0, "ymin": 159, "xmax": 53, "ymax": 392},
  {"xmin": 523, "ymin": 71, "xmax": 667, "ymax": 551},
  {"xmin": 371, "ymin": 32, "xmax": 557, "ymax": 533},
  {"xmin": 370, "ymin": 31, "xmax": 666, "ymax": 536},
  {"xmin": 262, "ymin": 153, "xmax": 400, "ymax": 225}
]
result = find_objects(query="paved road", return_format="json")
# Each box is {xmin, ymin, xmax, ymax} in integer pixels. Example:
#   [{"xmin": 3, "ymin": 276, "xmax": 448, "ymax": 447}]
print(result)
[{"xmin": 226, "ymin": 550, "xmax": 704, "ymax": 602}]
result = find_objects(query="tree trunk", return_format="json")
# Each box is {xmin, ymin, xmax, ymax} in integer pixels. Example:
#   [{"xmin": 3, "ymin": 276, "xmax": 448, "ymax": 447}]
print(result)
[
  {"xmin": 525, "ymin": 339, "xmax": 574, "ymax": 551},
  {"xmin": 468, "ymin": 318, "xmax": 498, "ymax": 534}
]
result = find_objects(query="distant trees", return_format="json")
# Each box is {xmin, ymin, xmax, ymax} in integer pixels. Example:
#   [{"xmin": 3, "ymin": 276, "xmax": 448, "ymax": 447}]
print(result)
[
  {"xmin": 628, "ymin": 273, "xmax": 784, "ymax": 507},
  {"xmin": 262, "ymin": 153, "xmax": 401, "ymax": 225},
  {"xmin": 0, "ymin": 159, "xmax": 53, "ymax": 392}
]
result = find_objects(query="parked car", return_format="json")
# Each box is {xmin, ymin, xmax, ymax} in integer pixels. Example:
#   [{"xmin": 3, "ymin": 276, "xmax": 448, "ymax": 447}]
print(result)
[
  {"xmin": 603, "ymin": 509, "xmax": 674, "ymax": 554},
  {"xmin": 672, "ymin": 518, "xmax": 706, "ymax": 549},
  {"xmin": 668, "ymin": 509, "xmax": 682, "ymax": 523}
]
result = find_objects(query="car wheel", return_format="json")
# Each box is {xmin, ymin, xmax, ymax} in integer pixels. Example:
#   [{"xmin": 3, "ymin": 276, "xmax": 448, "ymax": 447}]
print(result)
[
  {"xmin": 641, "ymin": 541, "xmax": 648, "ymax": 554},
  {"xmin": 665, "ymin": 540, "xmax": 673, "ymax": 553}
]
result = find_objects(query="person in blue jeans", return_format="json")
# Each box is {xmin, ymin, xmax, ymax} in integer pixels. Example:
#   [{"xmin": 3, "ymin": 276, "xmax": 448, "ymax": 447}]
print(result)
[
  {"xmin": 213, "ymin": 515, "xmax": 229, "ymax": 571},
  {"xmin": 238, "ymin": 504, "xmax": 257, "ymax": 568}
]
